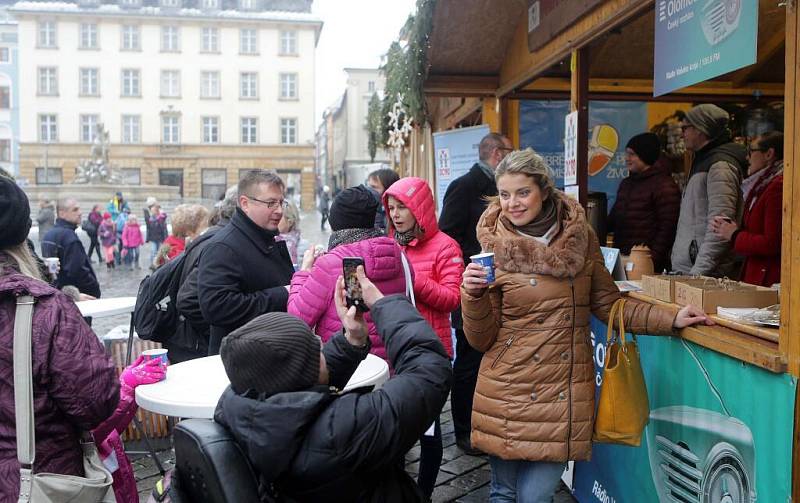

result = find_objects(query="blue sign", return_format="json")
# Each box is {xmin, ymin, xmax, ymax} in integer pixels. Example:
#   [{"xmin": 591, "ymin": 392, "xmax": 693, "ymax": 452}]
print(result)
[
  {"xmin": 432, "ymin": 125, "xmax": 490, "ymax": 213},
  {"xmin": 653, "ymin": 0, "xmax": 758, "ymax": 96},
  {"xmin": 518, "ymin": 100, "xmax": 648, "ymax": 211}
]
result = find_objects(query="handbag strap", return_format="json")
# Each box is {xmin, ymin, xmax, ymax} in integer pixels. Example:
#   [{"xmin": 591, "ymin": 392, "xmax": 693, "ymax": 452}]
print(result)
[
  {"xmin": 605, "ymin": 298, "xmax": 627, "ymax": 345},
  {"xmin": 400, "ymin": 252, "xmax": 416, "ymax": 307},
  {"xmin": 13, "ymin": 295, "xmax": 36, "ymax": 467}
]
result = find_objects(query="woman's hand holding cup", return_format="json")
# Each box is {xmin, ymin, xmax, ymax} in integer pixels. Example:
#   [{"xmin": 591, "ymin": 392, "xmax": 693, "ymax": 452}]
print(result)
[{"xmin": 462, "ymin": 262, "xmax": 489, "ymax": 296}]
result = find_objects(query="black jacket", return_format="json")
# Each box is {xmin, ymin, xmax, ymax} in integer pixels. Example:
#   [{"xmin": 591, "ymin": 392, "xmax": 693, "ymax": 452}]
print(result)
[
  {"xmin": 41, "ymin": 219, "xmax": 101, "ymax": 298},
  {"xmin": 214, "ymin": 295, "xmax": 453, "ymax": 502},
  {"xmin": 438, "ymin": 163, "xmax": 496, "ymax": 328},
  {"xmin": 198, "ymin": 208, "xmax": 294, "ymax": 354}
]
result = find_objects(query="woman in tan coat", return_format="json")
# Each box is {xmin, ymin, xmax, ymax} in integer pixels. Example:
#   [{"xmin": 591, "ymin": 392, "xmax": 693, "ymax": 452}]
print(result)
[{"xmin": 461, "ymin": 149, "xmax": 709, "ymax": 503}]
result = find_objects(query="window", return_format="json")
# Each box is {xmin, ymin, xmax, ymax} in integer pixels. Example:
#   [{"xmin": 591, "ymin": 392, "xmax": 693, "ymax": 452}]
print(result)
[
  {"xmin": 0, "ymin": 139, "xmax": 10, "ymax": 161},
  {"xmin": 162, "ymin": 115, "xmax": 180, "ymax": 144},
  {"xmin": 280, "ymin": 118, "xmax": 297, "ymax": 144},
  {"xmin": 0, "ymin": 47, "xmax": 9, "ymax": 62},
  {"xmin": 121, "ymin": 25, "xmax": 140, "ymax": 50},
  {"xmin": 201, "ymin": 27, "xmax": 218, "ymax": 52},
  {"xmin": 240, "ymin": 72, "xmax": 257, "ymax": 99},
  {"xmin": 80, "ymin": 68, "xmax": 99, "ymax": 96},
  {"xmin": 120, "ymin": 0, "xmax": 141, "ymax": 7},
  {"xmin": 202, "ymin": 169, "xmax": 227, "ymax": 200},
  {"xmin": 368, "ymin": 80, "xmax": 375, "ymax": 93},
  {"xmin": 38, "ymin": 21, "xmax": 57, "ymax": 48},
  {"xmin": 121, "ymin": 115, "xmax": 141, "ymax": 143},
  {"xmin": 0, "ymin": 86, "xmax": 9, "ymax": 109},
  {"xmin": 79, "ymin": 23, "xmax": 98, "ymax": 49},
  {"xmin": 161, "ymin": 26, "xmax": 180, "ymax": 52},
  {"xmin": 202, "ymin": 116, "xmax": 219, "ymax": 143},
  {"xmin": 279, "ymin": 30, "xmax": 297, "ymax": 55},
  {"xmin": 121, "ymin": 69, "xmax": 140, "ymax": 97},
  {"xmin": 201, "ymin": 0, "xmax": 219, "ymax": 8},
  {"xmin": 240, "ymin": 117, "xmax": 257, "ymax": 144},
  {"xmin": 36, "ymin": 167, "xmax": 63, "ymax": 185},
  {"xmin": 240, "ymin": 28, "xmax": 257, "ymax": 54},
  {"xmin": 161, "ymin": 0, "xmax": 180, "ymax": 6},
  {"xmin": 200, "ymin": 71, "xmax": 219, "ymax": 98},
  {"xmin": 39, "ymin": 114, "xmax": 58, "ymax": 142},
  {"xmin": 279, "ymin": 73, "xmax": 297, "ymax": 99},
  {"xmin": 37, "ymin": 67, "xmax": 58, "ymax": 95},
  {"xmin": 238, "ymin": 0, "xmax": 257, "ymax": 10},
  {"xmin": 80, "ymin": 114, "xmax": 99, "ymax": 142},
  {"xmin": 161, "ymin": 70, "xmax": 181, "ymax": 97},
  {"xmin": 120, "ymin": 168, "xmax": 141, "ymax": 185}
]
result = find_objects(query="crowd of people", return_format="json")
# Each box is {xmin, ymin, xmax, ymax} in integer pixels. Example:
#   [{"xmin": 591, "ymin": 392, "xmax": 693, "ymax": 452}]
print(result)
[{"xmin": 0, "ymin": 102, "xmax": 784, "ymax": 502}]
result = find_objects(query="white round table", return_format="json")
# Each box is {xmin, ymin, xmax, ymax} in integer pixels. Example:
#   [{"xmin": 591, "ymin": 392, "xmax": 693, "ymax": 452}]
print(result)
[
  {"xmin": 135, "ymin": 353, "xmax": 390, "ymax": 419},
  {"xmin": 76, "ymin": 296, "xmax": 137, "ymax": 318}
]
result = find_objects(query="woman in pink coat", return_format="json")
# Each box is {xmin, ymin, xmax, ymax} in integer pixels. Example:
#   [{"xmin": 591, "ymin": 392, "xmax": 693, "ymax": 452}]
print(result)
[
  {"xmin": 288, "ymin": 185, "xmax": 407, "ymax": 361},
  {"xmin": 384, "ymin": 176, "xmax": 463, "ymax": 498},
  {"xmin": 121, "ymin": 215, "xmax": 144, "ymax": 270}
]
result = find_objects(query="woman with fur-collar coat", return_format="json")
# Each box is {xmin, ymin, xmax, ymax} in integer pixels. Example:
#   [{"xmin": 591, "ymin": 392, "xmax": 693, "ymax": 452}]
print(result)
[{"xmin": 460, "ymin": 149, "xmax": 710, "ymax": 503}]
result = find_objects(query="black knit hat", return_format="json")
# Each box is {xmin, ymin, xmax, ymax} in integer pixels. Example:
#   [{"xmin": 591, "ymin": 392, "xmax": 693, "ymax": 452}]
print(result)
[
  {"xmin": 0, "ymin": 177, "xmax": 32, "ymax": 248},
  {"xmin": 220, "ymin": 312, "xmax": 321, "ymax": 396},
  {"xmin": 685, "ymin": 104, "xmax": 729, "ymax": 140},
  {"xmin": 328, "ymin": 185, "xmax": 379, "ymax": 231},
  {"xmin": 625, "ymin": 133, "xmax": 661, "ymax": 166}
]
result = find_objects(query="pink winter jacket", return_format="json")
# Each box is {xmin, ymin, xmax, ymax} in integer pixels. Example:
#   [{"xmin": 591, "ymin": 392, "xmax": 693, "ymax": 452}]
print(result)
[
  {"xmin": 288, "ymin": 236, "xmax": 407, "ymax": 360},
  {"xmin": 121, "ymin": 222, "xmax": 144, "ymax": 249},
  {"xmin": 383, "ymin": 177, "xmax": 463, "ymax": 356}
]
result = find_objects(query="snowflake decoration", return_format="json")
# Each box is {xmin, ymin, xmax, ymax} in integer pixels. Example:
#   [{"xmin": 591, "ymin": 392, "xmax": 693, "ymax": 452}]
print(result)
[{"xmin": 387, "ymin": 93, "xmax": 414, "ymax": 150}]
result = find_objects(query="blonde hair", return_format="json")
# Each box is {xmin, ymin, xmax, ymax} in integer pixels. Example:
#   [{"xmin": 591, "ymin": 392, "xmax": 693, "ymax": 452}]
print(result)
[
  {"xmin": 281, "ymin": 201, "xmax": 300, "ymax": 232},
  {"xmin": 1, "ymin": 243, "xmax": 43, "ymax": 281},
  {"xmin": 171, "ymin": 204, "xmax": 209, "ymax": 238},
  {"xmin": 494, "ymin": 148, "xmax": 556, "ymax": 199}
]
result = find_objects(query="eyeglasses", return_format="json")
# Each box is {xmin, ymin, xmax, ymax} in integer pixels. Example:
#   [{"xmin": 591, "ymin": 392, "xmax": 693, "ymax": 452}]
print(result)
[
  {"xmin": 746, "ymin": 146, "xmax": 766, "ymax": 156},
  {"xmin": 680, "ymin": 124, "xmax": 694, "ymax": 132},
  {"xmin": 496, "ymin": 146, "xmax": 514, "ymax": 152},
  {"xmin": 246, "ymin": 195, "xmax": 289, "ymax": 209}
]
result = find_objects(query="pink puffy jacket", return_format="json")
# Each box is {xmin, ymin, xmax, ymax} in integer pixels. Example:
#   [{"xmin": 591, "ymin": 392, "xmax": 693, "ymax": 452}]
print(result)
[
  {"xmin": 383, "ymin": 177, "xmax": 463, "ymax": 356},
  {"xmin": 121, "ymin": 222, "xmax": 144, "ymax": 248},
  {"xmin": 288, "ymin": 236, "xmax": 407, "ymax": 360}
]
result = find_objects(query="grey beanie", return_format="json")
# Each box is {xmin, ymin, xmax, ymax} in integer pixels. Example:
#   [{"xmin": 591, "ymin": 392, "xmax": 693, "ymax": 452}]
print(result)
[
  {"xmin": 220, "ymin": 312, "xmax": 321, "ymax": 396},
  {"xmin": 685, "ymin": 104, "xmax": 729, "ymax": 139}
]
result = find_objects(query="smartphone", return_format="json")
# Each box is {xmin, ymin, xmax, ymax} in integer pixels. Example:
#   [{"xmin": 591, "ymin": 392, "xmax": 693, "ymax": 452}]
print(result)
[{"xmin": 343, "ymin": 257, "xmax": 368, "ymax": 312}]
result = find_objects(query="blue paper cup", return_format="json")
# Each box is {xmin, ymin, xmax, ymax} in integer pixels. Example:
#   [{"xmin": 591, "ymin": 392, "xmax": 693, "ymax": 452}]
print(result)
[
  {"xmin": 470, "ymin": 252, "xmax": 495, "ymax": 283},
  {"xmin": 142, "ymin": 348, "xmax": 169, "ymax": 368}
]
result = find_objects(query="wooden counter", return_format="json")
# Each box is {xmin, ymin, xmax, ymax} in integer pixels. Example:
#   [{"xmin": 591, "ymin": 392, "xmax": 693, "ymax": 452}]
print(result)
[{"xmin": 628, "ymin": 291, "xmax": 787, "ymax": 374}]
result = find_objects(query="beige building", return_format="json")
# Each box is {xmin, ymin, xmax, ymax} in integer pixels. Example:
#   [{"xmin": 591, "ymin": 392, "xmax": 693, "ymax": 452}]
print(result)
[{"xmin": 11, "ymin": 0, "xmax": 321, "ymax": 208}]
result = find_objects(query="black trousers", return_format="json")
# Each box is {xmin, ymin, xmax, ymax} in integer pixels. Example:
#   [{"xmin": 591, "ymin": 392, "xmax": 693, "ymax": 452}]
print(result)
[
  {"xmin": 416, "ymin": 417, "xmax": 442, "ymax": 498},
  {"xmin": 451, "ymin": 327, "xmax": 483, "ymax": 442},
  {"xmin": 87, "ymin": 234, "xmax": 103, "ymax": 263}
]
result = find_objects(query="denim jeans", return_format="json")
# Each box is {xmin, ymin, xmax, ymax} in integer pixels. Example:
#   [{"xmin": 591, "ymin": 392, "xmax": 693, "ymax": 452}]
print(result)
[
  {"xmin": 150, "ymin": 240, "xmax": 162, "ymax": 265},
  {"xmin": 488, "ymin": 456, "xmax": 566, "ymax": 503}
]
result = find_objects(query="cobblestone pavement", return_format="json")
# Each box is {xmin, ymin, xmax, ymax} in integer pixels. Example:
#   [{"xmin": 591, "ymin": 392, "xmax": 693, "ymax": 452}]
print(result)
[{"xmin": 32, "ymin": 210, "xmax": 575, "ymax": 502}]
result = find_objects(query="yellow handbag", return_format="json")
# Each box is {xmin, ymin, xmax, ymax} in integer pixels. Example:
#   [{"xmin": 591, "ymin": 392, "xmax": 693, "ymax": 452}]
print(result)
[{"xmin": 592, "ymin": 298, "xmax": 650, "ymax": 446}]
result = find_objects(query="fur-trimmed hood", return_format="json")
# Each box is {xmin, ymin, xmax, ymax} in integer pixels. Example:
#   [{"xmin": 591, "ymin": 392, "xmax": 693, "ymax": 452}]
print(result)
[{"xmin": 476, "ymin": 194, "xmax": 588, "ymax": 278}]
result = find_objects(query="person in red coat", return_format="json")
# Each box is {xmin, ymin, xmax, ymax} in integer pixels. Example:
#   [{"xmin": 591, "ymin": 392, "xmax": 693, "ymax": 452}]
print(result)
[
  {"xmin": 383, "ymin": 176, "xmax": 463, "ymax": 499},
  {"xmin": 607, "ymin": 133, "xmax": 681, "ymax": 272},
  {"xmin": 711, "ymin": 131, "xmax": 783, "ymax": 286}
]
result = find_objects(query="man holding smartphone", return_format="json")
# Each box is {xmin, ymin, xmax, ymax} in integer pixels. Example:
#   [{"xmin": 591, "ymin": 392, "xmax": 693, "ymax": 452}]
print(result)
[
  {"xmin": 214, "ymin": 267, "xmax": 452, "ymax": 501},
  {"xmin": 198, "ymin": 169, "xmax": 295, "ymax": 355}
]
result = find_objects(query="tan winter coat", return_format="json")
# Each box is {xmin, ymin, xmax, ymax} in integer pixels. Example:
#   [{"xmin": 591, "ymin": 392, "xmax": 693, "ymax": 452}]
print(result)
[{"xmin": 461, "ymin": 196, "xmax": 677, "ymax": 462}]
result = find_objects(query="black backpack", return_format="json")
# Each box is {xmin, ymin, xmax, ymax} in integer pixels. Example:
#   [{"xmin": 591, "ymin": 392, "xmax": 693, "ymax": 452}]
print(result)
[{"xmin": 133, "ymin": 232, "xmax": 215, "ymax": 342}]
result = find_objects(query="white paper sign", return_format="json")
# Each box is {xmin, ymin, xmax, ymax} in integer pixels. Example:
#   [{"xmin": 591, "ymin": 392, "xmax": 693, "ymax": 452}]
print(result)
[{"xmin": 564, "ymin": 111, "xmax": 579, "ymax": 186}]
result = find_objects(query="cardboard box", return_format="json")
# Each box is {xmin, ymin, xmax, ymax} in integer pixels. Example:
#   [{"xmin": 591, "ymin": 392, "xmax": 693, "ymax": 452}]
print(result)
[
  {"xmin": 641, "ymin": 274, "xmax": 696, "ymax": 303},
  {"xmin": 673, "ymin": 280, "xmax": 778, "ymax": 313}
]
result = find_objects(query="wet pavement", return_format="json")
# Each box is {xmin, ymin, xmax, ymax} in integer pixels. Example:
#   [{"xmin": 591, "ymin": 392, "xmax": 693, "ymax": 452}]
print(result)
[{"xmin": 31, "ymin": 209, "xmax": 575, "ymax": 502}]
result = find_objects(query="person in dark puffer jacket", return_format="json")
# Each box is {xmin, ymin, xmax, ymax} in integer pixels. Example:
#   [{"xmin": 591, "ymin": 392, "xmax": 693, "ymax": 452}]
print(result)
[
  {"xmin": 214, "ymin": 268, "xmax": 452, "ymax": 503},
  {"xmin": 607, "ymin": 132, "xmax": 681, "ymax": 273},
  {"xmin": 0, "ymin": 177, "xmax": 119, "ymax": 503}
]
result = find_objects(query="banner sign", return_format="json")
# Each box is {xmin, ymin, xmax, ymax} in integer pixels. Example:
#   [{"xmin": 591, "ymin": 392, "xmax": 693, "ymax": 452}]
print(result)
[
  {"xmin": 653, "ymin": 0, "xmax": 758, "ymax": 96},
  {"xmin": 432, "ymin": 125, "xmax": 490, "ymax": 213},
  {"xmin": 519, "ymin": 100, "xmax": 647, "ymax": 211},
  {"xmin": 564, "ymin": 111, "xmax": 578, "ymax": 186},
  {"xmin": 572, "ymin": 318, "xmax": 796, "ymax": 503}
]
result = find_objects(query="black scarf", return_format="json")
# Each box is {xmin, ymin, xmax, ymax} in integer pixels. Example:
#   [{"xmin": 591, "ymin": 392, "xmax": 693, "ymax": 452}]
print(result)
[
  {"xmin": 328, "ymin": 227, "xmax": 385, "ymax": 250},
  {"xmin": 393, "ymin": 226, "xmax": 421, "ymax": 246}
]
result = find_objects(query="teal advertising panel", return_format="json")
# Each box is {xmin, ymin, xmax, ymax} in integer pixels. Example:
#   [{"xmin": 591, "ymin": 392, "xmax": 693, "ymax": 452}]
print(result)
[
  {"xmin": 654, "ymin": 0, "xmax": 758, "ymax": 96},
  {"xmin": 519, "ymin": 101, "xmax": 648, "ymax": 211},
  {"xmin": 573, "ymin": 317, "xmax": 796, "ymax": 502},
  {"xmin": 433, "ymin": 124, "xmax": 490, "ymax": 213}
]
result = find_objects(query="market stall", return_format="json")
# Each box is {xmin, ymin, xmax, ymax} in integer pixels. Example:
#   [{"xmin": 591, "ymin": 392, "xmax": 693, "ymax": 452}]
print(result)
[{"xmin": 418, "ymin": 0, "xmax": 800, "ymax": 500}]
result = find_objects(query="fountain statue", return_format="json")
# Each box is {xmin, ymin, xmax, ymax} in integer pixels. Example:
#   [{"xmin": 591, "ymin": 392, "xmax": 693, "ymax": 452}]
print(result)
[{"xmin": 72, "ymin": 123, "xmax": 122, "ymax": 184}]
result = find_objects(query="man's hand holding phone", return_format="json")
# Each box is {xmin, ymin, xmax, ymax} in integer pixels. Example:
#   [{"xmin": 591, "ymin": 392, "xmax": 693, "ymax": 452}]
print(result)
[{"xmin": 334, "ymin": 275, "xmax": 368, "ymax": 347}]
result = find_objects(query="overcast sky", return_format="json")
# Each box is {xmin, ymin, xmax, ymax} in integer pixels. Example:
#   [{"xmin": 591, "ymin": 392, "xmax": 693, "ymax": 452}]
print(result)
[{"xmin": 312, "ymin": 0, "xmax": 417, "ymax": 128}]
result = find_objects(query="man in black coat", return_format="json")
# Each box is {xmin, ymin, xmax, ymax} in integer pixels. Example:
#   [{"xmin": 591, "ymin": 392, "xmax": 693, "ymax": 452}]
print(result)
[
  {"xmin": 214, "ymin": 267, "xmax": 452, "ymax": 502},
  {"xmin": 438, "ymin": 132, "xmax": 511, "ymax": 454},
  {"xmin": 198, "ymin": 170, "xmax": 295, "ymax": 355},
  {"xmin": 41, "ymin": 197, "xmax": 101, "ymax": 298}
]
